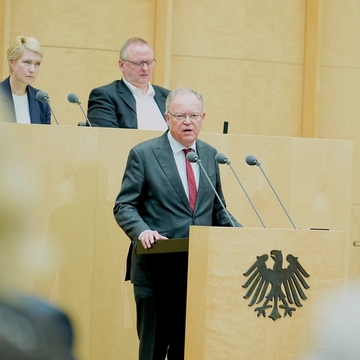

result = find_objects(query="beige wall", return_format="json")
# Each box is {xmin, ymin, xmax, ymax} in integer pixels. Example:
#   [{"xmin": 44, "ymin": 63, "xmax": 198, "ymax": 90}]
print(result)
[
  {"xmin": 317, "ymin": 1, "xmax": 360, "ymax": 278},
  {"xmin": 1, "ymin": 0, "xmax": 360, "ymax": 355}
]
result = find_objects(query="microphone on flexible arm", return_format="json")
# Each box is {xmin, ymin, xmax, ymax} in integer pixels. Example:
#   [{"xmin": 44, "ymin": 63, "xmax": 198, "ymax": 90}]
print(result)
[
  {"xmin": 245, "ymin": 154, "xmax": 296, "ymax": 229},
  {"xmin": 186, "ymin": 151, "xmax": 236, "ymax": 227},
  {"xmin": 67, "ymin": 93, "xmax": 92, "ymax": 127},
  {"xmin": 36, "ymin": 91, "xmax": 60, "ymax": 125},
  {"xmin": 215, "ymin": 153, "xmax": 266, "ymax": 228}
]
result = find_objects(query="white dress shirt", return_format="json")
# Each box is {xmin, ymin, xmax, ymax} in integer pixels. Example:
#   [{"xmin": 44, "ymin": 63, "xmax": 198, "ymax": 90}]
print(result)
[
  {"xmin": 12, "ymin": 93, "xmax": 31, "ymax": 124},
  {"xmin": 123, "ymin": 79, "xmax": 167, "ymax": 131}
]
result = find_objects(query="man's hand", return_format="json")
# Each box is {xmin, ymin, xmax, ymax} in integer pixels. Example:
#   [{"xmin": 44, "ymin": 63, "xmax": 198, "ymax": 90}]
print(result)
[{"xmin": 139, "ymin": 230, "xmax": 168, "ymax": 249}]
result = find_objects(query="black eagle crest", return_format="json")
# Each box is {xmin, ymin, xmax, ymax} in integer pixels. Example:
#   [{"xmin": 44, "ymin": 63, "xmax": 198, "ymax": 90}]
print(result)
[{"xmin": 242, "ymin": 250, "xmax": 310, "ymax": 321}]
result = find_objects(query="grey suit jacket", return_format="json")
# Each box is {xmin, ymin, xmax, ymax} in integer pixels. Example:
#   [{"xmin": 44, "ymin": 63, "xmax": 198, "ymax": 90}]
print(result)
[
  {"xmin": 87, "ymin": 79, "xmax": 169, "ymax": 128},
  {"xmin": 113, "ymin": 131, "xmax": 241, "ymax": 286},
  {"xmin": 0, "ymin": 77, "xmax": 51, "ymax": 124}
]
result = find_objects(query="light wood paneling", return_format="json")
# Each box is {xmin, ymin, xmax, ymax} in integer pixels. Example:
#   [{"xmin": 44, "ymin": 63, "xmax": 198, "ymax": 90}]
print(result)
[
  {"xmin": 153, "ymin": 0, "xmax": 173, "ymax": 88},
  {"xmin": 0, "ymin": 123, "xmax": 352, "ymax": 359},
  {"xmin": 302, "ymin": 0, "xmax": 323, "ymax": 138},
  {"xmin": 351, "ymin": 204, "xmax": 360, "ymax": 278},
  {"xmin": 199, "ymin": 132, "xmax": 352, "ymax": 232},
  {"xmin": 171, "ymin": 57, "xmax": 303, "ymax": 136},
  {"xmin": 172, "ymin": 0, "xmax": 305, "ymax": 63},
  {"xmin": 322, "ymin": 0, "xmax": 360, "ymax": 67},
  {"xmin": 34, "ymin": 47, "xmax": 121, "ymax": 126},
  {"xmin": 318, "ymin": 67, "xmax": 360, "ymax": 204},
  {"xmin": 186, "ymin": 227, "xmax": 346, "ymax": 360},
  {"xmin": 9, "ymin": 0, "xmax": 155, "ymax": 50},
  {"xmin": 170, "ymin": 0, "xmax": 306, "ymax": 136},
  {"xmin": 319, "ymin": 1, "xmax": 360, "ymax": 279},
  {"xmin": 0, "ymin": 0, "xmax": 11, "ymax": 77},
  {"xmin": 3, "ymin": 124, "xmax": 100, "ymax": 360}
]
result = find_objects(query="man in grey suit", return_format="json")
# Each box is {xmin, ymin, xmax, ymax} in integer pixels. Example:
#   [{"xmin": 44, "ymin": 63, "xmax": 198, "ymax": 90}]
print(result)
[
  {"xmin": 87, "ymin": 37, "xmax": 169, "ymax": 129},
  {"xmin": 114, "ymin": 88, "xmax": 242, "ymax": 360}
]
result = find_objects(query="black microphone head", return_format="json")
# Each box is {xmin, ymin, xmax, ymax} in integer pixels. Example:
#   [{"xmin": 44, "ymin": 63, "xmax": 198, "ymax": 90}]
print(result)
[
  {"xmin": 36, "ymin": 91, "xmax": 49, "ymax": 102},
  {"xmin": 186, "ymin": 151, "xmax": 199, "ymax": 163},
  {"xmin": 245, "ymin": 154, "xmax": 258, "ymax": 166},
  {"xmin": 67, "ymin": 93, "xmax": 79, "ymax": 104},
  {"xmin": 215, "ymin": 153, "xmax": 229, "ymax": 165}
]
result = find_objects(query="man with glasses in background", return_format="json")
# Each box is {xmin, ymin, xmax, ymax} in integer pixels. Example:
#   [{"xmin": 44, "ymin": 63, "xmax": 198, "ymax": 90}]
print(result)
[
  {"xmin": 114, "ymin": 88, "xmax": 241, "ymax": 360},
  {"xmin": 87, "ymin": 37, "xmax": 169, "ymax": 129}
]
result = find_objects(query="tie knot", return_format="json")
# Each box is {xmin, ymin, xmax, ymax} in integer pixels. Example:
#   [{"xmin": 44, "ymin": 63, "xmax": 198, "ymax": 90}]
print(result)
[{"xmin": 183, "ymin": 148, "xmax": 192, "ymax": 155}]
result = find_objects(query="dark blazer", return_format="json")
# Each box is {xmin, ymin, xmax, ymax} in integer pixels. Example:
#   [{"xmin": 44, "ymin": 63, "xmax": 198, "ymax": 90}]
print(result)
[
  {"xmin": 0, "ymin": 77, "xmax": 51, "ymax": 124},
  {"xmin": 113, "ymin": 131, "xmax": 242, "ymax": 286},
  {"xmin": 0, "ymin": 293, "xmax": 75, "ymax": 359},
  {"xmin": 87, "ymin": 79, "xmax": 169, "ymax": 128}
]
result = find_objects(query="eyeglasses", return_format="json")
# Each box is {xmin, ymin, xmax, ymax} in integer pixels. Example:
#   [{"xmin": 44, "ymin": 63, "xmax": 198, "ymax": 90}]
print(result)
[
  {"xmin": 168, "ymin": 112, "xmax": 203, "ymax": 122},
  {"xmin": 121, "ymin": 59, "xmax": 156, "ymax": 69}
]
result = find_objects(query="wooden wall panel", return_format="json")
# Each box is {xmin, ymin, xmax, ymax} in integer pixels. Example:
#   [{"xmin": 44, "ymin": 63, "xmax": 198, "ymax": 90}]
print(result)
[
  {"xmin": 319, "ymin": 1, "xmax": 360, "ymax": 279},
  {"xmin": 172, "ymin": 0, "xmax": 305, "ymax": 63},
  {"xmin": 0, "ymin": 123, "xmax": 352, "ymax": 359},
  {"xmin": 3, "ymin": 124, "xmax": 100, "ymax": 360},
  {"xmin": 9, "ymin": 0, "xmax": 155, "ymax": 50},
  {"xmin": 318, "ymin": 68, "xmax": 360, "ymax": 204},
  {"xmin": 322, "ymin": 0, "xmax": 360, "ymax": 67},
  {"xmin": 33, "ymin": 48, "xmax": 121, "ymax": 126},
  {"xmin": 199, "ymin": 132, "xmax": 352, "ymax": 232},
  {"xmin": 170, "ymin": 0, "xmax": 306, "ymax": 136},
  {"xmin": 170, "ymin": 57, "xmax": 303, "ymax": 136}
]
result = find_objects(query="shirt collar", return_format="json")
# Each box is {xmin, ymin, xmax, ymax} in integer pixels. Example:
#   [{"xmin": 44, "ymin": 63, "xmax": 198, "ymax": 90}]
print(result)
[
  {"xmin": 167, "ymin": 131, "xmax": 196, "ymax": 155},
  {"xmin": 123, "ymin": 78, "xmax": 155, "ymax": 98}
]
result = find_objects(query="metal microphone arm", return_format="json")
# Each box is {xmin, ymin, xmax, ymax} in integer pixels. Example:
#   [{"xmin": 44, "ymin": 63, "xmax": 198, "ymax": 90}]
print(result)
[
  {"xmin": 246, "ymin": 155, "xmax": 296, "ymax": 229},
  {"xmin": 48, "ymin": 105, "xmax": 59, "ymax": 125},
  {"xmin": 187, "ymin": 152, "xmax": 235, "ymax": 227},
  {"xmin": 67, "ymin": 93, "xmax": 92, "ymax": 127},
  {"xmin": 36, "ymin": 91, "xmax": 59, "ymax": 125},
  {"xmin": 227, "ymin": 161, "xmax": 266, "ymax": 228}
]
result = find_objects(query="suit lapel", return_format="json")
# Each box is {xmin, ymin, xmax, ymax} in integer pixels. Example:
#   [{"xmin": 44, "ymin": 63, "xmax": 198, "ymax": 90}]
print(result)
[
  {"xmin": 153, "ymin": 133, "xmax": 192, "ymax": 212},
  {"xmin": 0, "ymin": 78, "xmax": 16, "ymax": 123},
  {"xmin": 117, "ymin": 79, "xmax": 137, "ymax": 113},
  {"xmin": 27, "ymin": 86, "xmax": 40, "ymax": 124},
  {"xmin": 154, "ymin": 90, "xmax": 166, "ymax": 119}
]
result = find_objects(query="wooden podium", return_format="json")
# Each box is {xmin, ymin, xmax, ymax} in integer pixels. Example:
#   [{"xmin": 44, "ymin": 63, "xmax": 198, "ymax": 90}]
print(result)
[
  {"xmin": 184, "ymin": 226, "xmax": 346, "ymax": 360},
  {"xmin": 137, "ymin": 226, "xmax": 346, "ymax": 359}
]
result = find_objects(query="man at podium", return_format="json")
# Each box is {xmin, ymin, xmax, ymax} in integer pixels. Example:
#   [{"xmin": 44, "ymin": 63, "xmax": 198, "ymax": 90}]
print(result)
[{"xmin": 114, "ymin": 87, "xmax": 241, "ymax": 360}]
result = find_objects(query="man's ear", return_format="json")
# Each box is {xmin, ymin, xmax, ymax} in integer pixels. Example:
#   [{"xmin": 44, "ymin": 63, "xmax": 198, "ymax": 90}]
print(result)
[{"xmin": 118, "ymin": 59, "xmax": 125, "ymax": 72}]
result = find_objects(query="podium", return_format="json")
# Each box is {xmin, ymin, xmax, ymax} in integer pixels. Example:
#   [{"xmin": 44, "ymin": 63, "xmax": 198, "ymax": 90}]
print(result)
[
  {"xmin": 136, "ymin": 226, "xmax": 346, "ymax": 359},
  {"xmin": 184, "ymin": 226, "xmax": 346, "ymax": 360}
]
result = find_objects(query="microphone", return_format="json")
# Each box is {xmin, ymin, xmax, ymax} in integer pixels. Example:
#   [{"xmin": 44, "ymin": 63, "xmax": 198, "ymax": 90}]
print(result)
[
  {"xmin": 186, "ymin": 151, "xmax": 236, "ymax": 227},
  {"xmin": 245, "ymin": 155, "xmax": 296, "ymax": 229},
  {"xmin": 36, "ymin": 91, "xmax": 60, "ymax": 125},
  {"xmin": 67, "ymin": 93, "xmax": 92, "ymax": 127},
  {"xmin": 216, "ymin": 153, "xmax": 266, "ymax": 228}
]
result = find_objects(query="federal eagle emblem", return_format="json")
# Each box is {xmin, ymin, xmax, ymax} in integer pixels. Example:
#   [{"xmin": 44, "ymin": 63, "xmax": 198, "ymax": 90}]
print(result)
[{"xmin": 242, "ymin": 250, "xmax": 310, "ymax": 321}]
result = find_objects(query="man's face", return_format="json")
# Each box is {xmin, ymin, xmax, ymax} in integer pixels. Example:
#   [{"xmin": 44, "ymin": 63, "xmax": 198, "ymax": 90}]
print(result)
[
  {"xmin": 118, "ymin": 43, "xmax": 154, "ymax": 89},
  {"xmin": 166, "ymin": 93, "xmax": 205, "ymax": 148}
]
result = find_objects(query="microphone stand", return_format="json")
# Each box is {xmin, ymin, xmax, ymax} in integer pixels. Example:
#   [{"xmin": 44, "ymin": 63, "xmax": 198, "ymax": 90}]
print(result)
[{"xmin": 247, "ymin": 156, "xmax": 296, "ymax": 229}]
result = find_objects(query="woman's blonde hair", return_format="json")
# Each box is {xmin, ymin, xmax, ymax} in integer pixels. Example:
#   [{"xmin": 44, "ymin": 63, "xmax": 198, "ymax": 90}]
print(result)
[{"xmin": 7, "ymin": 35, "xmax": 43, "ymax": 74}]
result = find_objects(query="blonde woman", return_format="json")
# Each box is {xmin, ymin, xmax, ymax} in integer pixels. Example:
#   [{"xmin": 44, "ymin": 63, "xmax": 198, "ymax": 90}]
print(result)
[{"xmin": 0, "ymin": 35, "xmax": 50, "ymax": 124}]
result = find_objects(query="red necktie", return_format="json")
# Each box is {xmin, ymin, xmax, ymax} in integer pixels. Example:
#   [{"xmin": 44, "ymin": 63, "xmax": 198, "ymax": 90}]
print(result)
[{"xmin": 183, "ymin": 149, "xmax": 197, "ymax": 212}]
